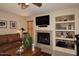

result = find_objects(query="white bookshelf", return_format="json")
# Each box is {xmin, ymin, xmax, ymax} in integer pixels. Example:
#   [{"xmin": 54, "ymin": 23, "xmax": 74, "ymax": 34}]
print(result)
[{"xmin": 55, "ymin": 14, "xmax": 75, "ymax": 54}]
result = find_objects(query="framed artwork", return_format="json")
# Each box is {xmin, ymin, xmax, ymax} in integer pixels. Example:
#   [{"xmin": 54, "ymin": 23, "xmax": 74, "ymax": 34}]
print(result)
[
  {"xmin": 0, "ymin": 20, "xmax": 7, "ymax": 28},
  {"xmin": 10, "ymin": 21, "xmax": 17, "ymax": 29}
]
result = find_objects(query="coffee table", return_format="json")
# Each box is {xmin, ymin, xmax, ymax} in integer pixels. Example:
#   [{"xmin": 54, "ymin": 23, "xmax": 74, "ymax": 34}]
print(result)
[{"xmin": 4, "ymin": 47, "xmax": 41, "ymax": 56}]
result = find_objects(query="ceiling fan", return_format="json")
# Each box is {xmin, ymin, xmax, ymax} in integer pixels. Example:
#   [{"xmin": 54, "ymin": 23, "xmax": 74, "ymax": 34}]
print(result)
[{"xmin": 18, "ymin": 3, "xmax": 42, "ymax": 9}]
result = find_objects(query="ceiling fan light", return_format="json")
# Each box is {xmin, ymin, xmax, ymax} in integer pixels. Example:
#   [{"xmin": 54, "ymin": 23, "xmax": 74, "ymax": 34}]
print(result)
[
  {"xmin": 21, "ymin": 5, "xmax": 29, "ymax": 9},
  {"xmin": 25, "ymin": 3, "xmax": 29, "ymax": 5},
  {"xmin": 19, "ymin": 3, "xmax": 28, "ymax": 9}
]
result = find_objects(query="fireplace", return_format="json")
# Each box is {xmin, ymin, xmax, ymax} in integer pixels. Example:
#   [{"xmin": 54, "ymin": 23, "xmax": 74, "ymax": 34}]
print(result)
[{"xmin": 37, "ymin": 32, "xmax": 50, "ymax": 45}]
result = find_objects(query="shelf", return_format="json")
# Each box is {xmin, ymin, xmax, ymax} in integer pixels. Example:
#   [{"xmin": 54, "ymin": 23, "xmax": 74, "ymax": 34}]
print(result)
[
  {"xmin": 55, "ymin": 46, "xmax": 75, "ymax": 54},
  {"xmin": 56, "ymin": 30, "xmax": 75, "ymax": 31},
  {"xmin": 56, "ymin": 46, "xmax": 75, "ymax": 50},
  {"xmin": 55, "ymin": 46, "xmax": 76, "ymax": 55},
  {"xmin": 56, "ymin": 20, "xmax": 75, "ymax": 23},
  {"xmin": 55, "ymin": 37, "xmax": 75, "ymax": 41}
]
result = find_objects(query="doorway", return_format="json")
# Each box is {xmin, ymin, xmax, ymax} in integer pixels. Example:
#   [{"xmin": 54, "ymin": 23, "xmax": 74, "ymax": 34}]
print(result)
[{"xmin": 27, "ymin": 20, "xmax": 33, "ymax": 38}]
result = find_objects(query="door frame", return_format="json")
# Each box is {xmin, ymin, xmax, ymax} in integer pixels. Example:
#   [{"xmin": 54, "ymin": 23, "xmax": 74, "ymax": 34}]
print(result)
[{"xmin": 27, "ymin": 20, "xmax": 34, "ymax": 37}]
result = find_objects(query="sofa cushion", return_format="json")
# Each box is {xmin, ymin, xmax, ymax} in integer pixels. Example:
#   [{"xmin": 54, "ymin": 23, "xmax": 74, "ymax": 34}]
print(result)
[
  {"xmin": 0, "ymin": 35, "xmax": 8, "ymax": 46},
  {"xmin": 0, "ymin": 44, "xmax": 13, "ymax": 52},
  {"xmin": 0, "ymin": 41, "xmax": 22, "ymax": 53},
  {"xmin": 11, "ymin": 41, "xmax": 22, "ymax": 47},
  {"xmin": 7, "ymin": 33, "xmax": 20, "ymax": 43}
]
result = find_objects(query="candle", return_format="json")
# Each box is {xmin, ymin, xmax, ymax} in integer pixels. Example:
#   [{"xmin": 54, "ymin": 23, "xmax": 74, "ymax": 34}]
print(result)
[{"xmin": 32, "ymin": 43, "xmax": 35, "ymax": 52}]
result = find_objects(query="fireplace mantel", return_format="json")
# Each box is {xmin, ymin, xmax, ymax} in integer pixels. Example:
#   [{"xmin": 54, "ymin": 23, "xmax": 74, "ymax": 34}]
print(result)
[
  {"xmin": 35, "ymin": 27, "xmax": 53, "ymax": 31},
  {"xmin": 36, "ymin": 29, "xmax": 53, "ymax": 33}
]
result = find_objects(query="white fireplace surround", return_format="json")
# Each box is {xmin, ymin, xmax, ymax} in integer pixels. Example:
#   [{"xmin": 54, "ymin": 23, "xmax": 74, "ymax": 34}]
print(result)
[{"xmin": 35, "ymin": 30, "xmax": 53, "ymax": 54}]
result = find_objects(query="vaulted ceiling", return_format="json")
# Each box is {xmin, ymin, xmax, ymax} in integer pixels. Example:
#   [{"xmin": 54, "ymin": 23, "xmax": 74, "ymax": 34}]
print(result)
[{"xmin": 0, "ymin": 3, "xmax": 79, "ymax": 17}]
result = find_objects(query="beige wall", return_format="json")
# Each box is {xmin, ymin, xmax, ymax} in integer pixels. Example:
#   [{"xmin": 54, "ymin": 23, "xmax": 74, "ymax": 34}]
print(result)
[{"xmin": 0, "ymin": 10, "xmax": 27, "ymax": 35}]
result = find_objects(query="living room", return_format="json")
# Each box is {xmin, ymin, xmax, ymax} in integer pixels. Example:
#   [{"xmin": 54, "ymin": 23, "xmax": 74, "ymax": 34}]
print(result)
[{"xmin": 0, "ymin": 3, "xmax": 79, "ymax": 56}]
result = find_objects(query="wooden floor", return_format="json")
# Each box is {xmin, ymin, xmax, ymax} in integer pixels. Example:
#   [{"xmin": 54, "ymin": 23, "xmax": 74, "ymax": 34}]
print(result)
[{"xmin": 41, "ymin": 52, "xmax": 51, "ymax": 56}]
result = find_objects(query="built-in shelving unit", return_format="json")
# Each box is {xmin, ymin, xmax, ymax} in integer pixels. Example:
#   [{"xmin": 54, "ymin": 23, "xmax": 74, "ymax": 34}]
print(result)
[{"xmin": 55, "ymin": 14, "xmax": 75, "ymax": 54}]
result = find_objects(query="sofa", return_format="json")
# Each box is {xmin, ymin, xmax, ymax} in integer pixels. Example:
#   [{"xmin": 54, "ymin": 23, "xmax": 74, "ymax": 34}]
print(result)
[{"xmin": 0, "ymin": 33, "xmax": 22, "ymax": 53}]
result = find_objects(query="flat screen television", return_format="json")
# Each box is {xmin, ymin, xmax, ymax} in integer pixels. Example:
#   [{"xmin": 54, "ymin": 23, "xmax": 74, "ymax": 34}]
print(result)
[{"xmin": 36, "ymin": 15, "xmax": 49, "ymax": 26}]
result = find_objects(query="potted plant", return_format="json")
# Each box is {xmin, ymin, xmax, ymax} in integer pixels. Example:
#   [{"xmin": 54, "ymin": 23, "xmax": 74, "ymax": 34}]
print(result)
[{"xmin": 22, "ymin": 32, "xmax": 32, "ymax": 49}]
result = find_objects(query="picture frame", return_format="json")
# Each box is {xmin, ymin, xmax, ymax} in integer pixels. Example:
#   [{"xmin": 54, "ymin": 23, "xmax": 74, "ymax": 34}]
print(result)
[
  {"xmin": 0, "ymin": 20, "xmax": 7, "ymax": 28},
  {"xmin": 10, "ymin": 21, "xmax": 17, "ymax": 29}
]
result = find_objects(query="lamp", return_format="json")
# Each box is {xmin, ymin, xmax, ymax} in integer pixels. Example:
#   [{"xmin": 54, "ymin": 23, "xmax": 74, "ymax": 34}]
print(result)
[
  {"xmin": 20, "ymin": 28, "xmax": 25, "ymax": 39},
  {"xmin": 21, "ymin": 28, "xmax": 25, "ymax": 32}
]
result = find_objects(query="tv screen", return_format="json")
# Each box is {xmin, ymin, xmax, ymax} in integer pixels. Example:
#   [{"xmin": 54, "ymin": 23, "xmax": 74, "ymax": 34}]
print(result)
[{"xmin": 36, "ymin": 15, "xmax": 49, "ymax": 25}]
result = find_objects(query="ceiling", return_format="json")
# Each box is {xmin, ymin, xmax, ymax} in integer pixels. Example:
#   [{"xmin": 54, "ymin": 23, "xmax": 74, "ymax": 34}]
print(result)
[{"xmin": 0, "ymin": 3, "xmax": 79, "ymax": 17}]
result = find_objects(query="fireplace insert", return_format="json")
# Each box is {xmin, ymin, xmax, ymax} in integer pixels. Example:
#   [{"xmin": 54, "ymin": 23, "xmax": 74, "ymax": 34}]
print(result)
[{"xmin": 37, "ymin": 32, "xmax": 50, "ymax": 45}]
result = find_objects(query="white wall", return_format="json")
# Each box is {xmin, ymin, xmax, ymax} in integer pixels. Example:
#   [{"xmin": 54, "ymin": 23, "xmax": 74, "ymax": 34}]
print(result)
[
  {"xmin": 0, "ymin": 10, "xmax": 27, "ymax": 35},
  {"xmin": 26, "ymin": 7, "xmax": 79, "ymax": 55}
]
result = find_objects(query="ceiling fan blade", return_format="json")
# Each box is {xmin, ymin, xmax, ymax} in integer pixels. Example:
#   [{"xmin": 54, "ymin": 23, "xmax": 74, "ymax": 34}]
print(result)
[{"xmin": 33, "ymin": 3, "xmax": 42, "ymax": 7}]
